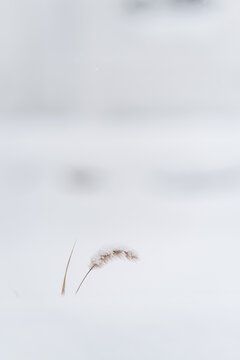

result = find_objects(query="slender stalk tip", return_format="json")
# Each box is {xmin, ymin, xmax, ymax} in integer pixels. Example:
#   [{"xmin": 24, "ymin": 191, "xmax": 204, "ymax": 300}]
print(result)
[{"xmin": 61, "ymin": 241, "xmax": 76, "ymax": 296}]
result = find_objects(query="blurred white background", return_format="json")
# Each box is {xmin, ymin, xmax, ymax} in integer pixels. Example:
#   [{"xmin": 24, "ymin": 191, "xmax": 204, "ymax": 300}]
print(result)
[{"xmin": 1, "ymin": 0, "xmax": 240, "ymax": 359}]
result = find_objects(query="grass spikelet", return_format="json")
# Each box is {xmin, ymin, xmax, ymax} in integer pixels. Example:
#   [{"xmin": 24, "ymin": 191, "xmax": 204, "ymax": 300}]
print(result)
[
  {"xmin": 61, "ymin": 241, "xmax": 76, "ymax": 296},
  {"xmin": 75, "ymin": 247, "xmax": 138, "ymax": 294}
]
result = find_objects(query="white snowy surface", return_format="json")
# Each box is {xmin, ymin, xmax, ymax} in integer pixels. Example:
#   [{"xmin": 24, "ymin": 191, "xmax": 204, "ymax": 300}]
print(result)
[{"xmin": 0, "ymin": 118, "xmax": 240, "ymax": 359}]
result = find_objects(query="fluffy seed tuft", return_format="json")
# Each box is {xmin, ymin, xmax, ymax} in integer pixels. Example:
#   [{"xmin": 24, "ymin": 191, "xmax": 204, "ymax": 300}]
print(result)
[{"xmin": 90, "ymin": 248, "xmax": 139, "ymax": 268}]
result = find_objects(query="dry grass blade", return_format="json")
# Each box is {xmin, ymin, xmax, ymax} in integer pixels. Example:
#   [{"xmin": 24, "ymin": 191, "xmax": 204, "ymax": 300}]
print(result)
[
  {"xmin": 61, "ymin": 241, "xmax": 76, "ymax": 296},
  {"xmin": 75, "ymin": 247, "xmax": 138, "ymax": 294}
]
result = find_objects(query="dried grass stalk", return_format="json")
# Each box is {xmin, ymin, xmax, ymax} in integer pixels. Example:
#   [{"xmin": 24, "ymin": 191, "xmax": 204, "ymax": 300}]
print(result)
[
  {"xmin": 61, "ymin": 241, "xmax": 76, "ymax": 296},
  {"xmin": 75, "ymin": 248, "xmax": 138, "ymax": 294}
]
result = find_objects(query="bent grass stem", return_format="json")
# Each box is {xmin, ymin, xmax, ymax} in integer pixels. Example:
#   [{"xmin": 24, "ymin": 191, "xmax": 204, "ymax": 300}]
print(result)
[{"xmin": 75, "ymin": 265, "xmax": 95, "ymax": 294}]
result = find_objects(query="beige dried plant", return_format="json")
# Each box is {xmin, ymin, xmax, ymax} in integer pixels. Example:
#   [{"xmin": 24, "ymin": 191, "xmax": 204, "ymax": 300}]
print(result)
[
  {"xmin": 61, "ymin": 241, "xmax": 76, "ymax": 296},
  {"xmin": 75, "ymin": 248, "xmax": 138, "ymax": 294}
]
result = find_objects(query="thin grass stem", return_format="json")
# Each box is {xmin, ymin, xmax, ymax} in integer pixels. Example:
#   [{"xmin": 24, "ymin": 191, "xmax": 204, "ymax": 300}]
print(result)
[
  {"xmin": 75, "ymin": 265, "xmax": 95, "ymax": 294},
  {"xmin": 61, "ymin": 241, "xmax": 76, "ymax": 296}
]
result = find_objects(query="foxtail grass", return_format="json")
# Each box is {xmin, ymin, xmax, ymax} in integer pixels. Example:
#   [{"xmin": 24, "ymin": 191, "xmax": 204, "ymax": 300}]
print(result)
[{"xmin": 75, "ymin": 248, "xmax": 138, "ymax": 294}]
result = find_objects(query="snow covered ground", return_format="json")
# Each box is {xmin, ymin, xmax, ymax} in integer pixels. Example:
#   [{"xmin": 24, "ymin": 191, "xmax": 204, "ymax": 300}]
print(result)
[
  {"xmin": 1, "ymin": 0, "xmax": 240, "ymax": 359},
  {"xmin": 1, "ymin": 118, "xmax": 240, "ymax": 359}
]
